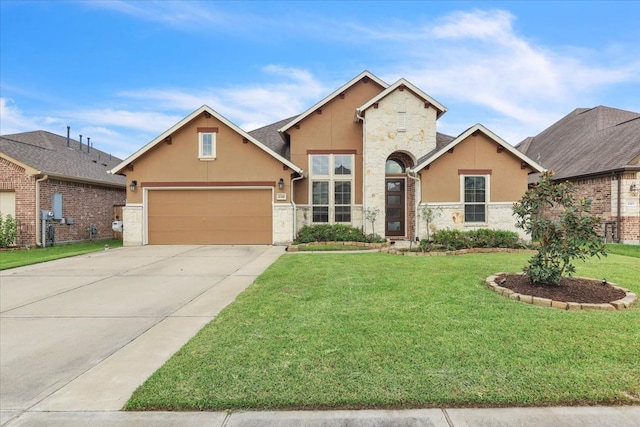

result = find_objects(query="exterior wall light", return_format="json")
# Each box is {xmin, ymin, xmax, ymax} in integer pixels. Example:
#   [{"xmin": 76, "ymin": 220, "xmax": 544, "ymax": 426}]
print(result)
[
  {"xmin": 278, "ymin": 178, "xmax": 285, "ymax": 190},
  {"xmin": 130, "ymin": 180, "xmax": 137, "ymax": 192},
  {"xmin": 630, "ymin": 182, "xmax": 638, "ymax": 194}
]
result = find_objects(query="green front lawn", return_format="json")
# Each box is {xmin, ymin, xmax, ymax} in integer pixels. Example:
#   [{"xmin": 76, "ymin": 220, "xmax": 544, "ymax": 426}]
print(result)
[
  {"xmin": 0, "ymin": 239, "xmax": 123, "ymax": 270},
  {"xmin": 127, "ymin": 252, "xmax": 640, "ymax": 411}
]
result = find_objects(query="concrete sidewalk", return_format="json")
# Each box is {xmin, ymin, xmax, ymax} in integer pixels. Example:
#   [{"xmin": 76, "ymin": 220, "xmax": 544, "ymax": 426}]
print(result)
[{"xmin": 5, "ymin": 406, "xmax": 639, "ymax": 426}]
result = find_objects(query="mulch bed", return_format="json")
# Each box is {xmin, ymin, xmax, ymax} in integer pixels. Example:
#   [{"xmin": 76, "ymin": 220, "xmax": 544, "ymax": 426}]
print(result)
[{"xmin": 498, "ymin": 274, "xmax": 626, "ymax": 304}]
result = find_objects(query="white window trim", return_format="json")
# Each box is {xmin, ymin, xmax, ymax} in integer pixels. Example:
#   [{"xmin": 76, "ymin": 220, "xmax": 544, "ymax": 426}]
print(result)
[
  {"xmin": 309, "ymin": 154, "xmax": 354, "ymax": 224},
  {"xmin": 198, "ymin": 132, "xmax": 216, "ymax": 160},
  {"xmin": 460, "ymin": 174, "xmax": 489, "ymax": 225}
]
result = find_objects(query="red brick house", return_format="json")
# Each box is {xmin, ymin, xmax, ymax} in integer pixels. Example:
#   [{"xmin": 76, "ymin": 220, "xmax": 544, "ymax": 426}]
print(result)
[
  {"xmin": 1, "ymin": 130, "xmax": 126, "ymax": 247},
  {"xmin": 517, "ymin": 106, "xmax": 640, "ymax": 244}
]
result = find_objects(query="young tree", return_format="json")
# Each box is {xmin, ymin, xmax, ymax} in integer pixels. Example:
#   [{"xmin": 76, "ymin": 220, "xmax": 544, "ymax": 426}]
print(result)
[
  {"xmin": 419, "ymin": 205, "xmax": 442, "ymax": 242},
  {"xmin": 513, "ymin": 171, "xmax": 607, "ymax": 286},
  {"xmin": 363, "ymin": 207, "xmax": 380, "ymax": 236}
]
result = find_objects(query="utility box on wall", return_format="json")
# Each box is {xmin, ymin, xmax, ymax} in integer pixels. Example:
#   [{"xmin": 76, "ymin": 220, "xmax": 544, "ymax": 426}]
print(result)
[{"xmin": 52, "ymin": 193, "xmax": 63, "ymax": 220}]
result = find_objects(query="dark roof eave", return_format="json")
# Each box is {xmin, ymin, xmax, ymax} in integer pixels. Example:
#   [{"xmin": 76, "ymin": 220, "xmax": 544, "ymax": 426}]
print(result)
[
  {"xmin": 34, "ymin": 172, "xmax": 126, "ymax": 189},
  {"xmin": 553, "ymin": 165, "xmax": 640, "ymax": 181}
]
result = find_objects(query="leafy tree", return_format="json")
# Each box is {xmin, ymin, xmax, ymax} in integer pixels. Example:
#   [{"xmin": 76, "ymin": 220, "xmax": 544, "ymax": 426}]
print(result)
[{"xmin": 513, "ymin": 171, "xmax": 607, "ymax": 285}]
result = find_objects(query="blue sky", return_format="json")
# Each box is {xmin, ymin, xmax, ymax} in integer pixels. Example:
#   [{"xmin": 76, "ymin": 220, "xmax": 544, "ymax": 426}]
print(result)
[{"xmin": 1, "ymin": 1, "xmax": 639, "ymax": 159}]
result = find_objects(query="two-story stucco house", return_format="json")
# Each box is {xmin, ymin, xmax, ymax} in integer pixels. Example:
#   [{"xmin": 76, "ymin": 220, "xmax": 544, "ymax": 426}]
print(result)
[{"xmin": 110, "ymin": 71, "xmax": 544, "ymax": 246}]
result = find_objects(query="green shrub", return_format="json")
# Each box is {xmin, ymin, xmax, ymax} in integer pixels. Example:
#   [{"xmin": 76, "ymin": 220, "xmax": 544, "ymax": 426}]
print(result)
[
  {"xmin": 431, "ymin": 228, "xmax": 522, "ymax": 251},
  {"xmin": 0, "ymin": 213, "xmax": 18, "ymax": 248},
  {"xmin": 294, "ymin": 224, "xmax": 385, "ymax": 244}
]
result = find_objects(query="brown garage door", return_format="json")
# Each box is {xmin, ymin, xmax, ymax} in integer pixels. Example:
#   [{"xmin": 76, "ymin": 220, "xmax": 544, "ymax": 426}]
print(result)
[{"xmin": 147, "ymin": 189, "xmax": 272, "ymax": 244}]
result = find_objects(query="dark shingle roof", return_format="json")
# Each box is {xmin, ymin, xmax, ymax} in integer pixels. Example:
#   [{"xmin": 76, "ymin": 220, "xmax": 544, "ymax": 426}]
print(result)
[
  {"xmin": 516, "ymin": 106, "xmax": 640, "ymax": 180},
  {"xmin": 1, "ymin": 130, "xmax": 125, "ymax": 186},
  {"xmin": 416, "ymin": 132, "xmax": 456, "ymax": 165},
  {"xmin": 247, "ymin": 116, "xmax": 296, "ymax": 159},
  {"xmin": 248, "ymin": 115, "xmax": 456, "ymax": 165}
]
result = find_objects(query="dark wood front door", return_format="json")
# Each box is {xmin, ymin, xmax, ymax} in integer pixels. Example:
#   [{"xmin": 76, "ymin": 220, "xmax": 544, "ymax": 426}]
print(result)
[{"xmin": 385, "ymin": 178, "xmax": 405, "ymax": 236}]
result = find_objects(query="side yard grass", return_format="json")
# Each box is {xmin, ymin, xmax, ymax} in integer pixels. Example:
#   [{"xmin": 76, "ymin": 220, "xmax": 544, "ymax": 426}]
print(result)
[
  {"xmin": 126, "ymin": 252, "xmax": 640, "ymax": 411},
  {"xmin": 607, "ymin": 243, "xmax": 640, "ymax": 258},
  {"xmin": 0, "ymin": 239, "xmax": 122, "ymax": 270}
]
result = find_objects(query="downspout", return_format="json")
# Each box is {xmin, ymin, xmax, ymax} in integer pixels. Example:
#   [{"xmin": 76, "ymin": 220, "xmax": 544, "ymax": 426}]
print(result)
[
  {"xmin": 35, "ymin": 174, "xmax": 49, "ymax": 247},
  {"xmin": 355, "ymin": 109, "xmax": 368, "ymax": 233},
  {"xmin": 617, "ymin": 172, "xmax": 622, "ymax": 243},
  {"xmin": 290, "ymin": 172, "xmax": 305, "ymax": 241},
  {"xmin": 407, "ymin": 170, "xmax": 421, "ymax": 240}
]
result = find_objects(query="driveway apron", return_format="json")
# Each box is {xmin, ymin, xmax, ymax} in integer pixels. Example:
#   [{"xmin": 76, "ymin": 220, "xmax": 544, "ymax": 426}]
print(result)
[{"xmin": 0, "ymin": 245, "xmax": 284, "ymax": 422}]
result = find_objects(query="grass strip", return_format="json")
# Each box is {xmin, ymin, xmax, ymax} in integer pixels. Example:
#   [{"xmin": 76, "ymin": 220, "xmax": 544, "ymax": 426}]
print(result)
[
  {"xmin": 127, "ymin": 252, "xmax": 640, "ymax": 410},
  {"xmin": 0, "ymin": 239, "xmax": 123, "ymax": 270},
  {"xmin": 607, "ymin": 244, "xmax": 640, "ymax": 258}
]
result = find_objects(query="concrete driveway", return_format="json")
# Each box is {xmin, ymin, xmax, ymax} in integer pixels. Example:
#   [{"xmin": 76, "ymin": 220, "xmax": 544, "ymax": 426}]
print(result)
[{"xmin": 0, "ymin": 245, "xmax": 284, "ymax": 424}]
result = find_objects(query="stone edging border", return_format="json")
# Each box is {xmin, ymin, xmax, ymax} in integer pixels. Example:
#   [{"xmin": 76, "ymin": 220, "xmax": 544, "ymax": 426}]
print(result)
[
  {"xmin": 287, "ymin": 241, "xmax": 390, "ymax": 252},
  {"xmin": 486, "ymin": 273, "xmax": 638, "ymax": 311}
]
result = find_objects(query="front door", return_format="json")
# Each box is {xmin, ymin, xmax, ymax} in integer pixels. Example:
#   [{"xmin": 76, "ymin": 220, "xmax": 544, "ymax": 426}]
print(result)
[{"xmin": 385, "ymin": 178, "xmax": 405, "ymax": 236}]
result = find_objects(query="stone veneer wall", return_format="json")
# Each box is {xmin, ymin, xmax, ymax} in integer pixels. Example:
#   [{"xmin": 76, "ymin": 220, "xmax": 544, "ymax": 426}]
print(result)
[
  {"xmin": 122, "ymin": 204, "xmax": 143, "ymax": 246},
  {"xmin": 419, "ymin": 203, "xmax": 528, "ymax": 240},
  {"xmin": 273, "ymin": 204, "xmax": 294, "ymax": 245},
  {"xmin": 294, "ymin": 205, "xmax": 365, "ymax": 238},
  {"xmin": 362, "ymin": 89, "xmax": 438, "ymax": 239}
]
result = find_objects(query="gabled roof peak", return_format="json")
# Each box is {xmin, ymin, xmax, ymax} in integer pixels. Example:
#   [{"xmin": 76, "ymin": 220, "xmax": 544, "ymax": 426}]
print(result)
[
  {"xmin": 110, "ymin": 105, "xmax": 303, "ymax": 175},
  {"xmin": 413, "ymin": 123, "xmax": 544, "ymax": 173},
  {"xmin": 278, "ymin": 70, "xmax": 388, "ymax": 133},
  {"xmin": 356, "ymin": 78, "xmax": 447, "ymax": 118}
]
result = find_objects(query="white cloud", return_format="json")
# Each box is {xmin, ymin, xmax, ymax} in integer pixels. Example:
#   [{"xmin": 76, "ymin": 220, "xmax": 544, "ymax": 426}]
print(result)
[
  {"xmin": 89, "ymin": 0, "xmax": 224, "ymax": 28},
  {"xmin": 364, "ymin": 9, "xmax": 640, "ymax": 141},
  {"xmin": 0, "ymin": 98, "xmax": 41, "ymax": 135},
  {"xmin": 115, "ymin": 65, "xmax": 327, "ymax": 131},
  {"xmin": 69, "ymin": 109, "xmax": 182, "ymax": 134}
]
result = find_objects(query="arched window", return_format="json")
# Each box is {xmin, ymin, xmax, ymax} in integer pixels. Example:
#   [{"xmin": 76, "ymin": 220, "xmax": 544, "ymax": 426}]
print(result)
[{"xmin": 386, "ymin": 159, "xmax": 405, "ymax": 174}]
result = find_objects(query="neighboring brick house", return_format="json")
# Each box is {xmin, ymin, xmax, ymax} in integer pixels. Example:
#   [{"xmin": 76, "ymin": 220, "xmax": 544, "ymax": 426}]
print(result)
[
  {"xmin": 517, "ymin": 106, "xmax": 640, "ymax": 244},
  {"xmin": 1, "ymin": 130, "xmax": 126, "ymax": 247},
  {"xmin": 111, "ymin": 71, "xmax": 544, "ymax": 246}
]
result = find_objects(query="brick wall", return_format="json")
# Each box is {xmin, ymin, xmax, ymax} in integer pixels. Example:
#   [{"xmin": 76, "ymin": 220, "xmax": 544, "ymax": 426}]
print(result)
[
  {"xmin": 1, "ymin": 157, "xmax": 126, "ymax": 246},
  {"xmin": 546, "ymin": 173, "xmax": 640, "ymax": 244},
  {"xmin": 39, "ymin": 179, "xmax": 126, "ymax": 245},
  {"xmin": 0, "ymin": 157, "xmax": 36, "ymax": 246}
]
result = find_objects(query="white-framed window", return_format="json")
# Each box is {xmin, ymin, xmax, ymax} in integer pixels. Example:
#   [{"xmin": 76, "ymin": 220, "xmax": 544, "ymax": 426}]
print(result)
[
  {"xmin": 462, "ymin": 175, "xmax": 488, "ymax": 223},
  {"xmin": 310, "ymin": 154, "xmax": 353, "ymax": 223},
  {"xmin": 198, "ymin": 130, "xmax": 217, "ymax": 159}
]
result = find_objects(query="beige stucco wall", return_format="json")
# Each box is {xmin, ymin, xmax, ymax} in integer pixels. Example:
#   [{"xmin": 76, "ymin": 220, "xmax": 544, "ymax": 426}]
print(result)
[
  {"xmin": 124, "ymin": 112, "xmax": 293, "ymax": 205},
  {"xmin": 420, "ymin": 133, "xmax": 533, "ymax": 203},
  {"xmin": 287, "ymin": 77, "xmax": 384, "ymax": 205}
]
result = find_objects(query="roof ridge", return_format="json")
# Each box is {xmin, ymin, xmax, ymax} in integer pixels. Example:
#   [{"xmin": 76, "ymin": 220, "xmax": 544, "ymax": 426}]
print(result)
[{"xmin": 0, "ymin": 135, "xmax": 50, "ymax": 151}]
